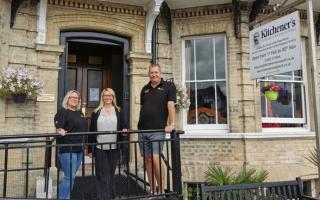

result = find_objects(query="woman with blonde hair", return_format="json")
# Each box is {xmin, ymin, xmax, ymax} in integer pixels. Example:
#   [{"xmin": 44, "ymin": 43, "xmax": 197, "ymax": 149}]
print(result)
[
  {"xmin": 54, "ymin": 90, "xmax": 87, "ymax": 199},
  {"xmin": 89, "ymin": 88, "xmax": 128, "ymax": 200}
]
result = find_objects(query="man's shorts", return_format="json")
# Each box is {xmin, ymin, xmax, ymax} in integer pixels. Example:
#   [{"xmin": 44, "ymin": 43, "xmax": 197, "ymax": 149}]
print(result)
[{"xmin": 138, "ymin": 132, "xmax": 165, "ymax": 157}]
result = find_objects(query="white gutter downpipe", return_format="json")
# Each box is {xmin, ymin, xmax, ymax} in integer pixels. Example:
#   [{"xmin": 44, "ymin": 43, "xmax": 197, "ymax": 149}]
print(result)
[
  {"xmin": 306, "ymin": 0, "xmax": 320, "ymax": 179},
  {"xmin": 36, "ymin": 0, "xmax": 47, "ymax": 44}
]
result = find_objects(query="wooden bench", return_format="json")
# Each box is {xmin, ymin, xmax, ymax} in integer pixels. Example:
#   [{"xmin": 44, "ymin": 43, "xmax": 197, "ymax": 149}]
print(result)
[{"xmin": 201, "ymin": 178, "xmax": 317, "ymax": 200}]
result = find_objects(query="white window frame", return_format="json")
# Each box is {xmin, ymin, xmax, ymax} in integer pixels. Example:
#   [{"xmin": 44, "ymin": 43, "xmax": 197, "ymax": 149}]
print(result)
[
  {"xmin": 261, "ymin": 38, "xmax": 310, "ymax": 133},
  {"xmin": 182, "ymin": 34, "xmax": 229, "ymax": 136}
]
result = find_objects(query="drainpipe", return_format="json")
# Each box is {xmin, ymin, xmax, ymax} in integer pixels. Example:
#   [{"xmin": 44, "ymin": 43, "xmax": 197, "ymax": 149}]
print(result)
[{"xmin": 152, "ymin": 19, "xmax": 157, "ymax": 64}]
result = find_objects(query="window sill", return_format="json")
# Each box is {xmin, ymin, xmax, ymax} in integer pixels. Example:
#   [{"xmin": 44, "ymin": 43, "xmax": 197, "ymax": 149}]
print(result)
[
  {"xmin": 175, "ymin": 128, "xmax": 315, "ymax": 139},
  {"xmin": 262, "ymin": 127, "xmax": 310, "ymax": 133}
]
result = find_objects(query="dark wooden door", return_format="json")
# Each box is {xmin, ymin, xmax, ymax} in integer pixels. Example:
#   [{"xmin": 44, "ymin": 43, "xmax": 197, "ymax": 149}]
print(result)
[{"xmin": 66, "ymin": 42, "xmax": 112, "ymax": 124}]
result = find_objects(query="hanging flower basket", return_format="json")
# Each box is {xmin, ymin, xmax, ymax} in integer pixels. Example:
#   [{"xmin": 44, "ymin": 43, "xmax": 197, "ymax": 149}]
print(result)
[
  {"xmin": 12, "ymin": 93, "xmax": 27, "ymax": 103},
  {"xmin": 261, "ymin": 83, "xmax": 290, "ymax": 104},
  {"xmin": 0, "ymin": 67, "xmax": 44, "ymax": 102},
  {"xmin": 175, "ymin": 82, "xmax": 190, "ymax": 110},
  {"xmin": 264, "ymin": 91, "xmax": 279, "ymax": 101}
]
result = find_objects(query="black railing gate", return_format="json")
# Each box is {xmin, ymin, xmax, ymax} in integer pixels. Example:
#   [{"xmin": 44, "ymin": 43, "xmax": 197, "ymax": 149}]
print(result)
[{"xmin": 0, "ymin": 130, "xmax": 183, "ymax": 200}]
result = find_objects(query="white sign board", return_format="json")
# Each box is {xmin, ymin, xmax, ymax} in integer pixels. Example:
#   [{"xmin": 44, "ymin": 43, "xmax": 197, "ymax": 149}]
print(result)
[
  {"xmin": 89, "ymin": 88, "xmax": 100, "ymax": 101},
  {"xmin": 249, "ymin": 11, "xmax": 301, "ymax": 79}
]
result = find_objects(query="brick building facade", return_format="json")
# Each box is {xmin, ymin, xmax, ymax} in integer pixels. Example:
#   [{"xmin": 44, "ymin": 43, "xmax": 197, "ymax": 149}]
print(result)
[{"xmin": 0, "ymin": 0, "xmax": 319, "ymax": 193}]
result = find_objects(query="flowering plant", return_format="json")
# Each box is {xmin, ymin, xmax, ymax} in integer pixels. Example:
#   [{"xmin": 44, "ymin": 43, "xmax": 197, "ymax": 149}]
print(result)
[
  {"xmin": 175, "ymin": 83, "xmax": 190, "ymax": 109},
  {"xmin": 261, "ymin": 83, "xmax": 290, "ymax": 105},
  {"xmin": 0, "ymin": 67, "xmax": 44, "ymax": 98}
]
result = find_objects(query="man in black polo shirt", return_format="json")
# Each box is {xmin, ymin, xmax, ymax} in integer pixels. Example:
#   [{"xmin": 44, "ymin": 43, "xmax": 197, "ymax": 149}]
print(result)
[{"xmin": 138, "ymin": 63, "xmax": 176, "ymax": 194}]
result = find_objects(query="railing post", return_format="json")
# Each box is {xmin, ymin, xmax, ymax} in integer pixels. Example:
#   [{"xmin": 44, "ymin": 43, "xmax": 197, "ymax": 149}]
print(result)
[
  {"xmin": 3, "ymin": 143, "xmax": 8, "ymax": 198},
  {"xmin": 44, "ymin": 138, "xmax": 52, "ymax": 196},
  {"xmin": 170, "ymin": 130, "xmax": 183, "ymax": 198}
]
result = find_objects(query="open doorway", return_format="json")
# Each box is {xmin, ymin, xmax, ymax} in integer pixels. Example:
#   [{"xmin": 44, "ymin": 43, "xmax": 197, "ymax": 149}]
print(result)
[
  {"xmin": 66, "ymin": 41, "xmax": 122, "ymax": 124},
  {"xmin": 58, "ymin": 32, "xmax": 130, "ymax": 163},
  {"xmin": 59, "ymin": 31, "xmax": 130, "ymax": 128}
]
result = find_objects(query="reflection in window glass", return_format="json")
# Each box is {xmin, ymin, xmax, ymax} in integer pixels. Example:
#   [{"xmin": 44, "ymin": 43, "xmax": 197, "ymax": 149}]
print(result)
[
  {"xmin": 197, "ymin": 82, "xmax": 216, "ymax": 124},
  {"xmin": 215, "ymin": 36, "xmax": 226, "ymax": 79},
  {"xmin": 185, "ymin": 40, "xmax": 195, "ymax": 81},
  {"xmin": 184, "ymin": 35, "xmax": 227, "ymax": 126},
  {"xmin": 293, "ymin": 83, "xmax": 303, "ymax": 118},
  {"xmin": 195, "ymin": 38, "xmax": 214, "ymax": 80},
  {"xmin": 187, "ymin": 83, "xmax": 196, "ymax": 124},
  {"xmin": 217, "ymin": 82, "xmax": 228, "ymax": 124}
]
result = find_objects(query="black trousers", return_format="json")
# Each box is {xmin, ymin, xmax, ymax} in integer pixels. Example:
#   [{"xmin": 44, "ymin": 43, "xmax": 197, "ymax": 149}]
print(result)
[{"xmin": 95, "ymin": 148, "xmax": 119, "ymax": 200}]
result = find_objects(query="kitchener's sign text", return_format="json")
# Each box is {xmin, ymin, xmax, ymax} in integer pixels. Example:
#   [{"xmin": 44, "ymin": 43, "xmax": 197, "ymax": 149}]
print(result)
[{"xmin": 249, "ymin": 11, "xmax": 301, "ymax": 79}]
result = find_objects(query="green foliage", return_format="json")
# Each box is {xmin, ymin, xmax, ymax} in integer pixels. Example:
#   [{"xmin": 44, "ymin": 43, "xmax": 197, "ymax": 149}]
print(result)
[
  {"xmin": 233, "ymin": 169, "xmax": 256, "ymax": 184},
  {"xmin": 306, "ymin": 146, "xmax": 319, "ymax": 167},
  {"xmin": 251, "ymin": 170, "xmax": 269, "ymax": 183},
  {"xmin": 205, "ymin": 166, "xmax": 268, "ymax": 186},
  {"xmin": 205, "ymin": 166, "xmax": 233, "ymax": 186},
  {"xmin": 183, "ymin": 185, "xmax": 201, "ymax": 200}
]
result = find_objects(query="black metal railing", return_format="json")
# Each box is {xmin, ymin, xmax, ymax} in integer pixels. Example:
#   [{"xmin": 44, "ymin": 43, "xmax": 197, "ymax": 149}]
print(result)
[{"xmin": 0, "ymin": 129, "xmax": 183, "ymax": 199}]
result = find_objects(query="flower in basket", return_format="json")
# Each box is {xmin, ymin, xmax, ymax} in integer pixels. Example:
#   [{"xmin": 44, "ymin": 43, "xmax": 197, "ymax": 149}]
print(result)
[
  {"xmin": 261, "ymin": 83, "xmax": 290, "ymax": 104},
  {"xmin": 175, "ymin": 83, "xmax": 190, "ymax": 109},
  {"xmin": 277, "ymin": 87, "xmax": 290, "ymax": 105},
  {"xmin": 0, "ymin": 67, "xmax": 44, "ymax": 99}
]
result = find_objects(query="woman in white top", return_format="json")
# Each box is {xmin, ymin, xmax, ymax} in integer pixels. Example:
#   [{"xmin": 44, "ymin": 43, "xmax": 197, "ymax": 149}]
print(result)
[{"xmin": 89, "ymin": 88, "xmax": 128, "ymax": 200}]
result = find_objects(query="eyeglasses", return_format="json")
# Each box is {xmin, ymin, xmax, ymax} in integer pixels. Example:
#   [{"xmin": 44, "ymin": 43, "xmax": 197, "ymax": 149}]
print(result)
[
  {"xmin": 103, "ymin": 94, "xmax": 113, "ymax": 97},
  {"xmin": 69, "ymin": 96, "xmax": 79, "ymax": 100}
]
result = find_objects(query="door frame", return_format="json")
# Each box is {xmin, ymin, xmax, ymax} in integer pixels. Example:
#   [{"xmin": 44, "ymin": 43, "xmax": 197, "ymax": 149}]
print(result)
[{"xmin": 59, "ymin": 31, "xmax": 130, "ymax": 122}]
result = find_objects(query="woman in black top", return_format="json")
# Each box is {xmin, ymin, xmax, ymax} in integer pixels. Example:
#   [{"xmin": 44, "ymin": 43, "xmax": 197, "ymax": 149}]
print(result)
[
  {"xmin": 89, "ymin": 88, "xmax": 128, "ymax": 200},
  {"xmin": 54, "ymin": 90, "xmax": 87, "ymax": 200}
]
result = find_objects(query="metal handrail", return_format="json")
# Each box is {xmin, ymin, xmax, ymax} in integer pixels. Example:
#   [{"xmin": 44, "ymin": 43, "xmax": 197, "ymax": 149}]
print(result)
[
  {"xmin": 0, "ymin": 129, "xmax": 184, "ymax": 141},
  {"xmin": 0, "ymin": 129, "xmax": 184, "ymax": 199}
]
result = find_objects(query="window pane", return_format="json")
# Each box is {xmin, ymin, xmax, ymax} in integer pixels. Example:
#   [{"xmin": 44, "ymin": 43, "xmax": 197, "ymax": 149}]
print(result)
[
  {"xmin": 293, "ymin": 83, "xmax": 303, "ymax": 118},
  {"xmin": 261, "ymin": 81, "xmax": 306, "ymax": 128},
  {"xmin": 294, "ymin": 70, "xmax": 302, "ymax": 81},
  {"xmin": 185, "ymin": 40, "xmax": 195, "ymax": 81},
  {"xmin": 187, "ymin": 83, "xmax": 196, "ymax": 124},
  {"xmin": 263, "ymin": 82, "xmax": 292, "ymax": 118},
  {"xmin": 197, "ymin": 82, "xmax": 216, "ymax": 124},
  {"xmin": 215, "ymin": 36, "xmax": 226, "ymax": 79},
  {"xmin": 87, "ymin": 70, "xmax": 102, "ymax": 108},
  {"xmin": 261, "ymin": 94, "xmax": 266, "ymax": 117},
  {"xmin": 195, "ymin": 38, "xmax": 214, "ymax": 80},
  {"xmin": 66, "ymin": 68, "xmax": 77, "ymax": 92},
  {"xmin": 216, "ymin": 82, "xmax": 228, "ymax": 124},
  {"xmin": 268, "ymin": 71, "xmax": 292, "ymax": 81}
]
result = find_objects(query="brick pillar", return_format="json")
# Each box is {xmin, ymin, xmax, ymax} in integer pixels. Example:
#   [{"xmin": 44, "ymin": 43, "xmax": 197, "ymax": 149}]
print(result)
[{"xmin": 126, "ymin": 51, "xmax": 152, "ymax": 132}]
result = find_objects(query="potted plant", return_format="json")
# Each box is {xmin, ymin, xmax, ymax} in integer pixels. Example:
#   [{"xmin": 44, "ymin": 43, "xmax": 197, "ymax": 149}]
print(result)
[
  {"xmin": 261, "ymin": 83, "xmax": 290, "ymax": 104},
  {"xmin": 0, "ymin": 67, "xmax": 44, "ymax": 103},
  {"xmin": 175, "ymin": 83, "xmax": 191, "ymax": 109}
]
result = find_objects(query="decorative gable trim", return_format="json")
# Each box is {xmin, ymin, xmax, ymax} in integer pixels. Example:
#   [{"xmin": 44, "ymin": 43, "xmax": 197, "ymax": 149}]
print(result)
[
  {"xmin": 48, "ymin": 0, "xmax": 146, "ymax": 16},
  {"xmin": 172, "ymin": 3, "xmax": 238, "ymax": 18}
]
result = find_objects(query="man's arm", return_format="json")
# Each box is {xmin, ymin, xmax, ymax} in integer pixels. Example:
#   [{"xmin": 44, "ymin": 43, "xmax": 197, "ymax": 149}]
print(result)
[{"xmin": 165, "ymin": 101, "xmax": 176, "ymax": 133}]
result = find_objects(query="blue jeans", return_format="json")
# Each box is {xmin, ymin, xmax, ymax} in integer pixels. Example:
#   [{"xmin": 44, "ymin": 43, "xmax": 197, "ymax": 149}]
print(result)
[{"xmin": 58, "ymin": 152, "xmax": 83, "ymax": 200}]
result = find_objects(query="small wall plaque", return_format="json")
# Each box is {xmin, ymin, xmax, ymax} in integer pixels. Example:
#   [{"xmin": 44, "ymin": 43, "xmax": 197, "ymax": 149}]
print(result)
[
  {"xmin": 68, "ymin": 54, "xmax": 77, "ymax": 63},
  {"xmin": 37, "ymin": 94, "xmax": 55, "ymax": 102}
]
